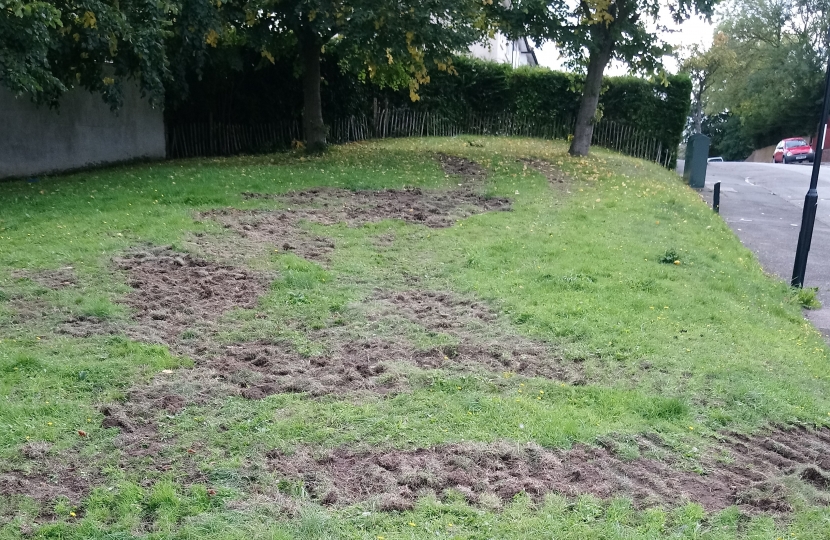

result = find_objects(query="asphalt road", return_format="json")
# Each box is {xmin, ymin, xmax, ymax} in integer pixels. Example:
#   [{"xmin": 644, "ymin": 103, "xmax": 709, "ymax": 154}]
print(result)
[{"xmin": 692, "ymin": 160, "xmax": 830, "ymax": 334}]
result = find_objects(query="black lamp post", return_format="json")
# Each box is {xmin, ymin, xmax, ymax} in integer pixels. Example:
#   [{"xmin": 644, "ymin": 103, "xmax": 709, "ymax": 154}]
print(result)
[{"xmin": 792, "ymin": 40, "xmax": 830, "ymax": 287}]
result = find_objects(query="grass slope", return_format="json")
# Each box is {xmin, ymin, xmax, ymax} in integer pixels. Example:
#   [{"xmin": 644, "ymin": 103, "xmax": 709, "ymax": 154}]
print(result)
[{"xmin": 1, "ymin": 137, "xmax": 829, "ymax": 538}]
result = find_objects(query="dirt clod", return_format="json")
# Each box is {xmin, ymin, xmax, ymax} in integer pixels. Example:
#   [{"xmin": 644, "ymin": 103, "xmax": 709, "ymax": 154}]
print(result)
[
  {"xmin": 437, "ymin": 153, "xmax": 488, "ymax": 182},
  {"xmin": 157, "ymin": 394, "xmax": 187, "ymax": 414},
  {"xmin": 19, "ymin": 442, "xmax": 52, "ymax": 460},
  {"xmin": 101, "ymin": 406, "xmax": 136, "ymax": 433}
]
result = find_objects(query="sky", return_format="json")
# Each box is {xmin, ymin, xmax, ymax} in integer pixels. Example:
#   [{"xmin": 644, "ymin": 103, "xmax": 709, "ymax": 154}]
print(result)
[{"xmin": 533, "ymin": 12, "xmax": 718, "ymax": 75}]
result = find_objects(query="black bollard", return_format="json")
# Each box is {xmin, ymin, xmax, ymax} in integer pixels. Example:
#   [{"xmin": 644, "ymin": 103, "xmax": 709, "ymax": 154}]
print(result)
[{"xmin": 713, "ymin": 182, "xmax": 720, "ymax": 214}]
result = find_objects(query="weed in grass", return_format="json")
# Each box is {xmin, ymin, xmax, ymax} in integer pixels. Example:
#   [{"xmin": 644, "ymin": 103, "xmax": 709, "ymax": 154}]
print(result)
[
  {"xmin": 795, "ymin": 286, "xmax": 822, "ymax": 310},
  {"xmin": 659, "ymin": 248, "xmax": 681, "ymax": 265}
]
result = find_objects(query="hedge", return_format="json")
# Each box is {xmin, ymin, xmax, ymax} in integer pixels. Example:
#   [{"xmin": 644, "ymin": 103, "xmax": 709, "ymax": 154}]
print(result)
[{"xmin": 166, "ymin": 55, "xmax": 690, "ymax": 158}]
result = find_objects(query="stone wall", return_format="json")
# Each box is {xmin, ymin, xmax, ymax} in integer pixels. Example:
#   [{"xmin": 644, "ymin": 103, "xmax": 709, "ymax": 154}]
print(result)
[{"xmin": 0, "ymin": 83, "xmax": 165, "ymax": 179}]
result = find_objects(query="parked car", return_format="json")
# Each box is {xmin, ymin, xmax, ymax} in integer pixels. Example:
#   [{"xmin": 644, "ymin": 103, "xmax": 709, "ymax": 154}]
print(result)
[
  {"xmin": 773, "ymin": 138, "xmax": 815, "ymax": 163},
  {"xmin": 707, "ymin": 157, "xmax": 724, "ymax": 163}
]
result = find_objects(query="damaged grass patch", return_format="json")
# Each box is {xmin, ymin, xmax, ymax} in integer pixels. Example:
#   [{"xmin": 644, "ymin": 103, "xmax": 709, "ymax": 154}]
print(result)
[
  {"xmin": 5, "ymin": 138, "xmax": 830, "ymax": 538},
  {"xmin": 196, "ymin": 154, "xmax": 509, "ymax": 263},
  {"xmin": 267, "ymin": 425, "xmax": 830, "ymax": 514}
]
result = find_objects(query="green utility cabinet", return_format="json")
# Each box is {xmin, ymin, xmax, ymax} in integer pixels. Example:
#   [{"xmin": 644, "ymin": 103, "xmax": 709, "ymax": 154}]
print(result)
[{"xmin": 683, "ymin": 133, "xmax": 710, "ymax": 189}]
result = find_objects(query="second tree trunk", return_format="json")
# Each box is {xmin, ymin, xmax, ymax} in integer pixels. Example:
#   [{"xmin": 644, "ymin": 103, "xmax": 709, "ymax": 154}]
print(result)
[
  {"xmin": 301, "ymin": 36, "xmax": 327, "ymax": 151},
  {"xmin": 569, "ymin": 44, "xmax": 613, "ymax": 157}
]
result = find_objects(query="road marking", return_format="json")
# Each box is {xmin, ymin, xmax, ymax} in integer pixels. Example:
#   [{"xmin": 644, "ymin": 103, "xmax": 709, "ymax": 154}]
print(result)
[
  {"xmin": 745, "ymin": 178, "xmax": 756, "ymax": 186},
  {"xmin": 739, "ymin": 218, "xmax": 753, "ymax": 222}
]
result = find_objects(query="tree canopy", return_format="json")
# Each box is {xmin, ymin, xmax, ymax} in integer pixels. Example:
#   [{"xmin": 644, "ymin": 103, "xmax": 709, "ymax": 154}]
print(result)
[
  {"xmin": 0, "ymin": 0, "xmax": 180, "ymax": 107},
  {"xmin": 494, "ymin": 0, "xmax": 715, "ymax": 156},
  {"xmin": 704, "ymin": 0, "xmax": 829, "ymax": 149},
  {"xmin": 679, "ymin": 32, "xmax": 735, "ymax": 134},
  {"xmin": 1, "ymin": 0, "xmax": 488, "ymax": 147},
  {"xmin": 203, "ymin": 0, "xmax": 490, "ymax": 149}
]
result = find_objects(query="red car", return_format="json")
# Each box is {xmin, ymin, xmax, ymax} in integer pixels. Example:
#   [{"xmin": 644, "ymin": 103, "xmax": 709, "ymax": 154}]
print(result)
[{"xmin": 773, "ymin": 138, "xmax": 815, "ymax": 164}]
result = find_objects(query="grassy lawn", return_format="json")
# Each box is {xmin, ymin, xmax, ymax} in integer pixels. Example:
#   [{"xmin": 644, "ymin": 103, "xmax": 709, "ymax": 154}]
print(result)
[{"xmin": 2, "ymin": 137, "xmax": 830, "ymax": 538}]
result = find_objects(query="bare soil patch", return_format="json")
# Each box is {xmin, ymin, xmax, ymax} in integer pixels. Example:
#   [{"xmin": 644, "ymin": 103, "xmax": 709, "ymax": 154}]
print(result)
[
  {"xmin": 371, "ymin": 290, "xmax": 581, "ymax": 382},
  {"xmin": 219, "ymin": 339, "xmax": 409, "ymax": 399},
  {"xmin": 201, "ymin": 209, "xmax": 337, "ymax": 263},
  {"xmin": 238, "ymin": 185, "xmax": 510, "ymax": 231},
  {"xmin": 112, "ymin": 284, "xmax": 580, "ymax": 406},
  {"xmin": 11, "ymin": 267, "xmax": 77, "ymax": 289},
  {"xmin": 522, "ymin": 159, "xmax": 572, "ymax": 186},
  {"xmin": 0, "ymin": 452, "xmax": 104, "ymax": 513},
  {"xmin": 287, "ymin": 186, "xmax": 509, "ymax": 228},
  {"xmin": 210, "ymin": 287, "xmax": 582, "ymax": 402},
  {"xmin": 58, "ymin": 315, "xmax": 123, "ymax": 338},
  {"xmin": 114, "ymin": 246, "xmax": 270, "ymax": 345},
  {"xmin": 437, "ymin": 153, "xmax": 488, "ymax": 182},
  {"xmin": 217, "ymin": 334, "xmax": 571, "ymax": 401},
  {"xmin": 6, "ymin": 298, "xmax": 67, "ymax": 328},
  {"xmin": 268, "ymin": 426, "xmax": 830, "ymax": 513},
  {"xmin": 199, "ymin": 155, "xmax": 507, "ymax": 264}
]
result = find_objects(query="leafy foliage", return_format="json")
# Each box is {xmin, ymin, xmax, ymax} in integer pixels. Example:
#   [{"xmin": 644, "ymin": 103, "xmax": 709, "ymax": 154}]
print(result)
[
  {"xmin": 796, "ymin": 286, "xmax": 822, "ymax": 310},
  {"xmin": 0, "ymin": 0, "xmax": 179, "ymax": 107},
  {"xmin": 701, "ymin": 112, "xmax": 755, "ymax": 160},
  {"xmin": 203, "ymin": 0, "xmax": 490, "ymax": 148},
  {"xmin": 491, "ymin": 0, "xmax": 714, "ymax": 156},
  {"xmin": 0, "ymin": 0, "xmax": 63, "ymax": 99},
  {"xmin": 679, "ymin": 33, "xmax": 737, "ymax": 134},
  {"xmin": 709, "ymin": 0, "xmax": 829, "ymax": 147}
]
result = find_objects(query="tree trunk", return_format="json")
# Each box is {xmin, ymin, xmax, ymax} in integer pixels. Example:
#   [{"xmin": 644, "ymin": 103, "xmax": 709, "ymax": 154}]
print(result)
[
  {"xmin": 569, "ymin": 43, "xmax": 614, "ymax": 157},
  {"xmin": 300, "ymin": 35, "xmax": 326, "ymax": 151},
  {"xmin": 693, "ymin": 92, "xmax": 703, "ymax": 133}
]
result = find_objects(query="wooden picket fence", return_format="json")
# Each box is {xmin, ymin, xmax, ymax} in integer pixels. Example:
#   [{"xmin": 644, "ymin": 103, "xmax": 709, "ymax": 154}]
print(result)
[
  {"xmin": 166, "ymin": 120, "xmax": 302, "ymax": 158},
  {"xmin": 592, "ymin": 119, "xmax": 675, "ymax": 168},
  {"xmin": 167, "ymin": 109, "xmax": 675, "ymax": 168}
]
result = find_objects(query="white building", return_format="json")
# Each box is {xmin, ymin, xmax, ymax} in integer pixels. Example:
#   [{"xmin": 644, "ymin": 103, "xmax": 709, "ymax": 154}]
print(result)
[{"xmin": 470, "ymin": 34, "xmax": 539, "ymax": 68}]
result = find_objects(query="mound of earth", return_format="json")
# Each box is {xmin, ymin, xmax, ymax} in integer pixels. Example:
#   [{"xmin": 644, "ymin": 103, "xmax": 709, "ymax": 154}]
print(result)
[{"xmin": 268, "ymin": 426, "xmax": 830, "ymax": 513}]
